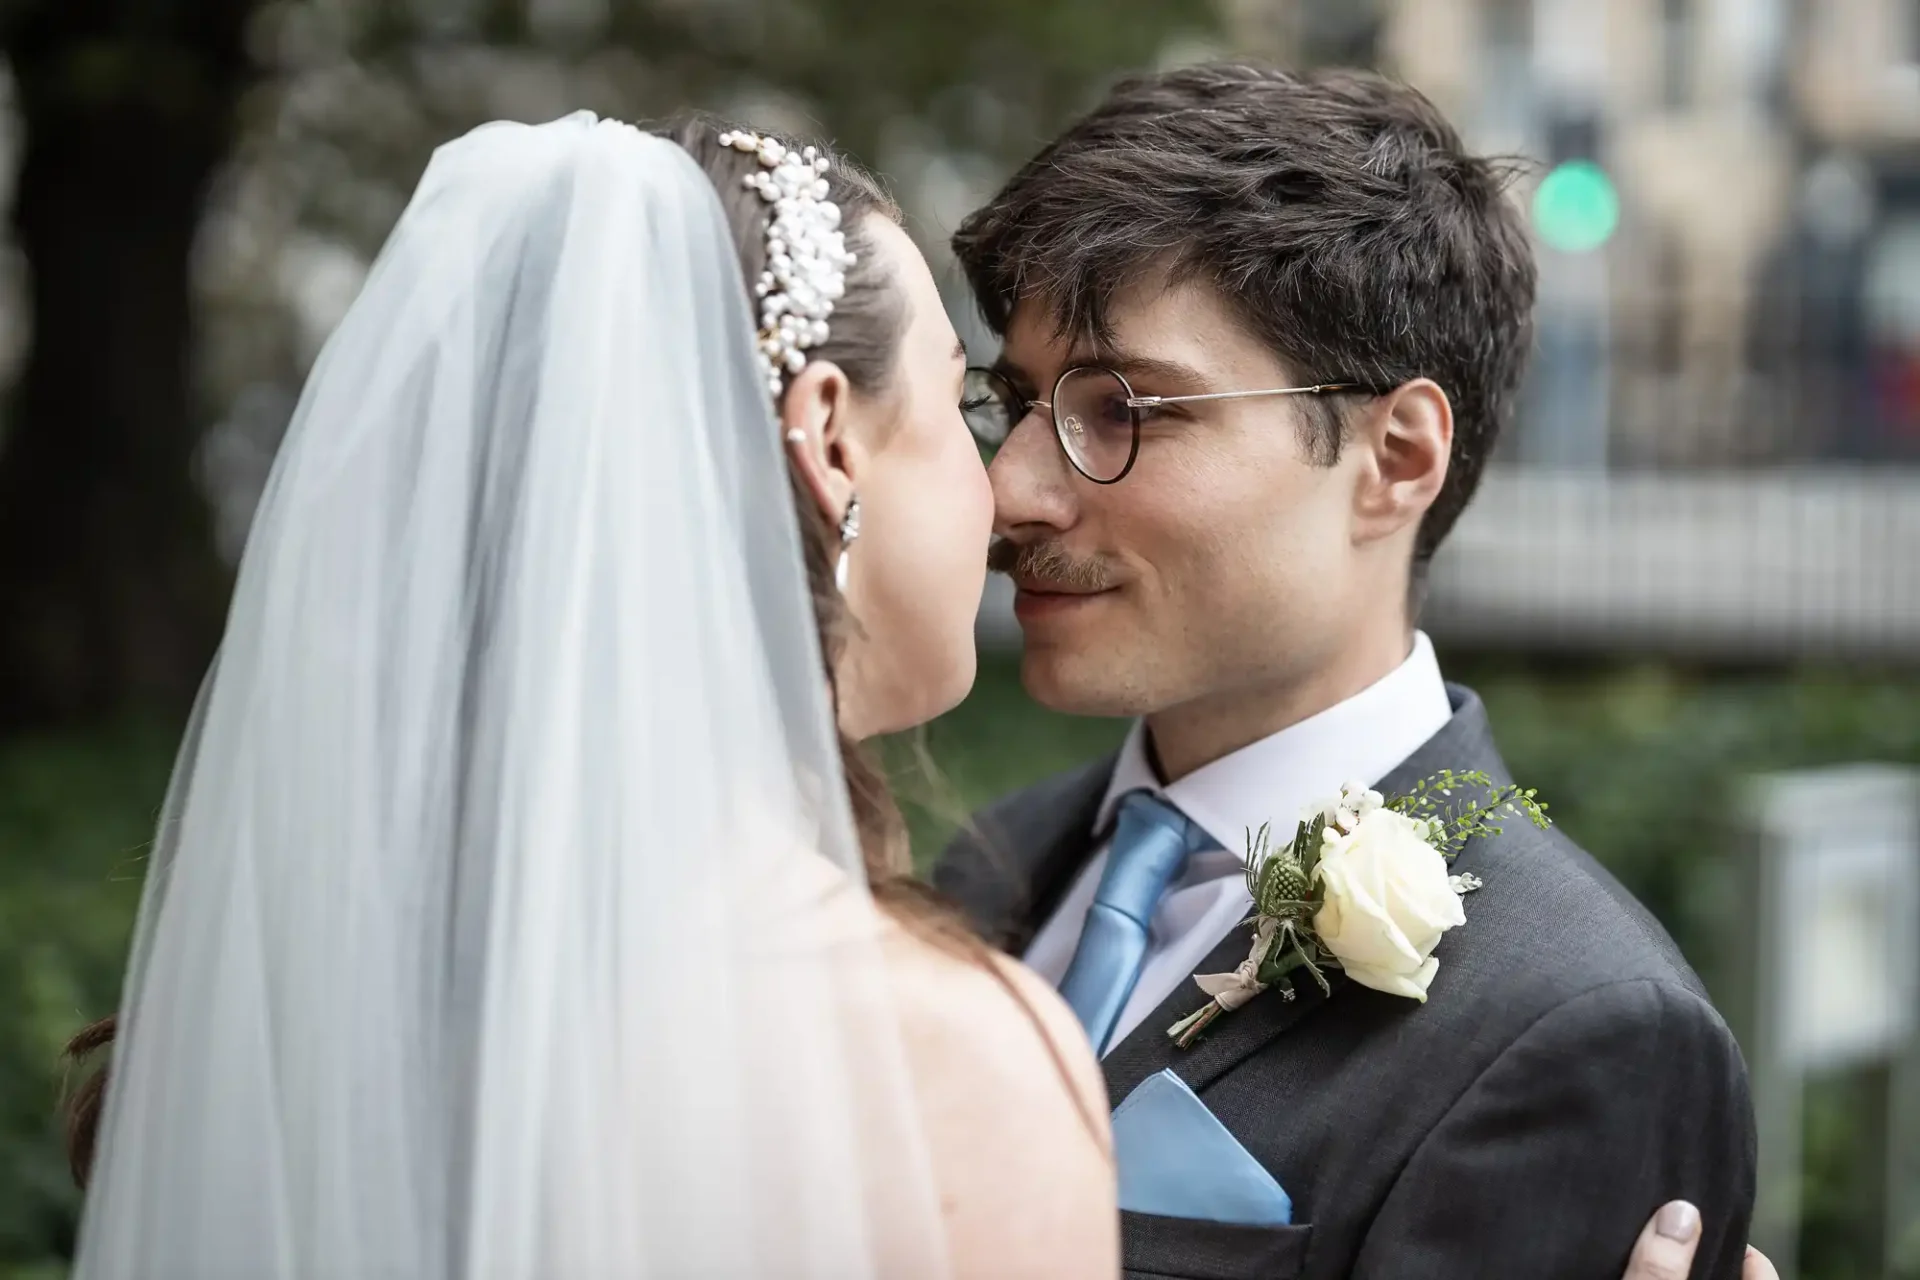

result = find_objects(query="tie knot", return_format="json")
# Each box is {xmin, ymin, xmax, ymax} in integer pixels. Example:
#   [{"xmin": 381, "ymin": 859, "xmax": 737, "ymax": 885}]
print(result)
[{"xmin": 1094, "ymin": 790, "xmax": 1218, "ymax": 929}]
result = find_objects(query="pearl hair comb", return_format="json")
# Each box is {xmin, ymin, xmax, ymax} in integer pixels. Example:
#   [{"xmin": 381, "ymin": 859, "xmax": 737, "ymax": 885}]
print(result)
[{"xmin": 718, "ymin": 129, "xmax": 857, "ymax": 400}]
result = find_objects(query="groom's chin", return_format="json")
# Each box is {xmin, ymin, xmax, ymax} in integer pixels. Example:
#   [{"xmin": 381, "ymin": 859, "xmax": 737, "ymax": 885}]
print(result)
[{"xmin": 1016, "ymin": 639, "xmax": 1151, "ymax": 718}]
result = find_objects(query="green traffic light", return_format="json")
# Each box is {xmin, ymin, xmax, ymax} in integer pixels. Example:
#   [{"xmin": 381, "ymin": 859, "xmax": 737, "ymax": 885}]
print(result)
[{"xmin": 1532, "ymin": 160, "xmax": 1619, "ymax": 253}]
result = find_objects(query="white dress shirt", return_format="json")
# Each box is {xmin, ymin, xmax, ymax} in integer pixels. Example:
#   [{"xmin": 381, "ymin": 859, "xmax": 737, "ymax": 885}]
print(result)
[{"xmin": 1022, "ymin": 632, "xmax": 1454, "ymax": 1054}]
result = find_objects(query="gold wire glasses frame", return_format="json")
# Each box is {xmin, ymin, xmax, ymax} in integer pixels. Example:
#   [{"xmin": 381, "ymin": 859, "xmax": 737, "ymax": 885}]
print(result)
[{"xmin": 962, "ymin": 364, "xmax": 1370, "ymax": 485}]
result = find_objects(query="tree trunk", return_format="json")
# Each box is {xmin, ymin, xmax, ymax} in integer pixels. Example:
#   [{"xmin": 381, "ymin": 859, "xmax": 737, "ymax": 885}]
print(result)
[{"xmin": 0, "ymin": 2, "xmax": 257, "ymax": 733}]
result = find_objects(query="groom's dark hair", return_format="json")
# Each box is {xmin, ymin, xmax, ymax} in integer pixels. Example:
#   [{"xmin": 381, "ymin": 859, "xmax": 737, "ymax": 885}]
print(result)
[{"xmin": 953, "ymin": 62, "xmax": 1536, "ymax": 571}]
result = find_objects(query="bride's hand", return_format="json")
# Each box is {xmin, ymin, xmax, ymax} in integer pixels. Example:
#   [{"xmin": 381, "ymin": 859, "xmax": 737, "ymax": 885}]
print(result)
[{"xmin": 1622, "ymin": 1200, "xmax": 1779, "ymax": 1280}]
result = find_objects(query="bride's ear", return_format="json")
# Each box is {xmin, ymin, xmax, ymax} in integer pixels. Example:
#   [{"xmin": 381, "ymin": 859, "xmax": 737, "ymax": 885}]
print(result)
[{"xmin": 780, "ymin": 359, "xmax": 866, "ymax": 528}]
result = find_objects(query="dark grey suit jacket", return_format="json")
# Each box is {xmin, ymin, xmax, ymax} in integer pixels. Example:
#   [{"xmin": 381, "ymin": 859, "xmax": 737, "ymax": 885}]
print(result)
[{"xmin": 935, "ymin": 685, "xmax": 1757, "ymax": 1280}]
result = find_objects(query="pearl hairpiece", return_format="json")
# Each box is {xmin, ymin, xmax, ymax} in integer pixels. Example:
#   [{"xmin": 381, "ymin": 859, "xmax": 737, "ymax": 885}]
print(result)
[{"xmin": 718, "ymin": 129, "xmax": 857, "ymax": 400}]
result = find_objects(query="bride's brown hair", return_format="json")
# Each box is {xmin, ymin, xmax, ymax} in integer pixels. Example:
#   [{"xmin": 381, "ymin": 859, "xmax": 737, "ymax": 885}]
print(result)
[
  {"xmin": 660, "ymin": 115, "xmax": 927, "ymax": 891},
  {"xmin": 61, "ymin": 116, "xmax": 1088, "ymax": 1189}
]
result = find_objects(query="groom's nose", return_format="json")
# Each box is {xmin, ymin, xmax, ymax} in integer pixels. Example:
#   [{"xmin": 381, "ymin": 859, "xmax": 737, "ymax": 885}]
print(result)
[{"xmin": 988, "ymin": 410, "xmax": 1080, "ymax": 537}]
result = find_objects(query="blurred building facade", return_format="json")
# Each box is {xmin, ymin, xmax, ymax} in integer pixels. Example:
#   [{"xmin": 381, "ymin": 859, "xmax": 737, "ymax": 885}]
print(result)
[
  {"xmin": 1124, "ymin": 0, "xmax": 1920, "ymax": 662},
  {"xmin": 1227, "ymin": 0, "xmax": 1920, "ymax": 466}
]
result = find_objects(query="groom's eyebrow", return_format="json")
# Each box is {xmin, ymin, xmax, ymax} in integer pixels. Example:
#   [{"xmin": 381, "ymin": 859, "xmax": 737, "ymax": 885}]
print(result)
[
  {"xmin": 1095, "ymin": 349, "xmax": 1210, "ymax": 392},
  {"xmin": 987, "ymin": 347, "xmax": 1208, "ymax": 395}
]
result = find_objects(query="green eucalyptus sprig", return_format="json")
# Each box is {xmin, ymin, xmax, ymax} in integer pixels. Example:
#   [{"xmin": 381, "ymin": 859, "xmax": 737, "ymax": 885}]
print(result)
[{"xmin": 1387, "ymin": 769, "xmax": 1550, "ymax": 854}]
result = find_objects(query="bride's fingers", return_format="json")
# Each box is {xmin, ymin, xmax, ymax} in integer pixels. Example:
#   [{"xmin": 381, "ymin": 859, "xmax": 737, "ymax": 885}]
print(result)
[
  {"xmin": 1622, "ymin": 1200, "xmax": 1701, "ymax": 1280},
  {"xmin": 1744, "ymin": 1245, "xmax": 1781, "ymax": 1280}
]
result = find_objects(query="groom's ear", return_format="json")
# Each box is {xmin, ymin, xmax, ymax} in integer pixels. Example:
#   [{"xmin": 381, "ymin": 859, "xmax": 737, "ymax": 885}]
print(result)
[
  {"xmin": 780, "ymin": 359, "xmax": 864, "ymax": 529},
  {"xmin": 1348, "ymin": 377, "xmax": 1452, "ymax": 547}
]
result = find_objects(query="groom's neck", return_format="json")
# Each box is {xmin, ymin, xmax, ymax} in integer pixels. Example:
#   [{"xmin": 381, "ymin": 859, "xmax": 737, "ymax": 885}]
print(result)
[{"xmin": 1142, "ymin": 625, "xmax": 1417, "ymax": 783}]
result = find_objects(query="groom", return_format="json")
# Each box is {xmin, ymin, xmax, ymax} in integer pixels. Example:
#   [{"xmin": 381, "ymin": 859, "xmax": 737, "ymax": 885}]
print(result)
[{"xmin": 937, "ymin": 64, "xmax": 1756, "ymax": 1279}]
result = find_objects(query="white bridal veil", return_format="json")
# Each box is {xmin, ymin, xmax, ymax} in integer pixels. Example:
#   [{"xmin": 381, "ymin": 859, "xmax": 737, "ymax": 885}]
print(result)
[{"xmin": 74, "ymin": 114, "xmax": 946, "ymax": 1278}]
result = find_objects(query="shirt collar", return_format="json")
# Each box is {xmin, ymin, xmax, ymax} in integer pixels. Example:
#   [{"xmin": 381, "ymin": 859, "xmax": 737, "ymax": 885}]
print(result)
[{"xmin": 1094, "ymin": 631, "xmax": 1454, "ymax": 857}]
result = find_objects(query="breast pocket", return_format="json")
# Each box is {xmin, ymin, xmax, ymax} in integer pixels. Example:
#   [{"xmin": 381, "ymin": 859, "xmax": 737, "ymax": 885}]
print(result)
[{"xmin": 1120, "ymin": 1210, "xmax": 1312, "ymax": 1280}]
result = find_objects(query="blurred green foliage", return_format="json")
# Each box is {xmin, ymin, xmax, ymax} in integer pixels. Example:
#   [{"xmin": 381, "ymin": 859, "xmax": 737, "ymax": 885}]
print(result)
[
  {"xmin": 5, "ymin": 656, "xmax": 1918, "ymax": 1273},
  {"xmin": 0, "ymin": 721, "xmax": 170, "ymax": 1273},
  {"xmin": 200, "ymin": 0, "xmax": 1227, "ymax": 278}
]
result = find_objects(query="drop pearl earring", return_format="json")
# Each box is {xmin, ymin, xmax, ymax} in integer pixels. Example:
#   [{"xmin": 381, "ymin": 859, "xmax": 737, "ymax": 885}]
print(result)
[{"xmin": 834, "ymin": 494, "xmax": 861, "ymax": 594}]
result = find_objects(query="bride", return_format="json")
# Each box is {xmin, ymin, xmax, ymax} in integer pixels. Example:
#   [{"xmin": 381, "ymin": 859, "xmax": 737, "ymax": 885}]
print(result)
[
  {"xmin": 65, "ymin": 112, "xmax": 1767, "ymax": 1279},
  {"xmin": 69, "ymin": 111, "xmax": 1108, "ymax": 1278}
]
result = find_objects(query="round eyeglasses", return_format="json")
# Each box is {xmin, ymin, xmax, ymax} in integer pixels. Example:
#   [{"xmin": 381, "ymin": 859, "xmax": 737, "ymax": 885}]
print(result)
[{"xmin": 962, "ymin": 364, "xmax": 1369, "ymax": 484}]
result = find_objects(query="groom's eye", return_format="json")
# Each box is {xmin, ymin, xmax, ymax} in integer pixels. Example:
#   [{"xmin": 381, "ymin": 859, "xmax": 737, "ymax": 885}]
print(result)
[
  {"xmin": 1091, "ymin": 391, "xmax": 1133, "ymax": 426},
  {"xmin": 1122, "ymin": 390, "xmax": 1190, "ymax": 426}
]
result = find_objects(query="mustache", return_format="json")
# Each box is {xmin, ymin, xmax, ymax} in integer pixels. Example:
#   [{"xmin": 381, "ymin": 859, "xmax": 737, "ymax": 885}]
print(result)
[{"xmin": 986, "ymin": 538, "xmax": 1119, "ymax": 592}]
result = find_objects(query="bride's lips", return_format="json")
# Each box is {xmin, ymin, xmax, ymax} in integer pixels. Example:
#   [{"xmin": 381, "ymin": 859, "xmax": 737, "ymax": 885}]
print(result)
[{"xmin": 1010, "ymin": 580, "xmax": 1117, "ymax": 623}]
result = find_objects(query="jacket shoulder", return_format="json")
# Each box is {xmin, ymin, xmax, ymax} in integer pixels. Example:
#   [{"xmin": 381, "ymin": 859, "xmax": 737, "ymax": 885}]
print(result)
[{"xmin": 1437, "ymin": 820, "xmax": 1713, "ymax": 1016}]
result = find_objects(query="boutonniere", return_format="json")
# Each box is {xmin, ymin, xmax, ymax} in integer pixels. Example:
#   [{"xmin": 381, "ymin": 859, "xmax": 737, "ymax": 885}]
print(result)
[{"xmin": 1168, "ymin": 771, "xmax": 1550, "ymax": 1048}]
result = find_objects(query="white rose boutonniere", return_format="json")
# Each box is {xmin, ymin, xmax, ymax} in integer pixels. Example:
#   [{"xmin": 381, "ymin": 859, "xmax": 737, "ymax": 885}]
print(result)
[
  {"xmin": 1315, "ymin": 808, "xmax": 1465, "ymax": 1000},
  {"xmin": 1168, "ymin": 770, "xmax": 1548, "ymax": 1048}
]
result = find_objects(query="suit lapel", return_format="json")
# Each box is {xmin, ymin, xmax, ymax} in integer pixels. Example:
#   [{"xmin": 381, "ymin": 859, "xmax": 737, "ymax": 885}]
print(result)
[
  {"xmin": 1099, "ymin": 684, "xmax": 1509, "ymax": 1101},
  {"xmin": 1101, "ymin": 926, "xmax": 1342, "ymax": 1102}
]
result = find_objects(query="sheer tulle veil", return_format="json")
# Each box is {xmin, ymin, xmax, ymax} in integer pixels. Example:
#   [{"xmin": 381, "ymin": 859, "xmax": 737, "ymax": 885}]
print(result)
[{"xmin": 73, "ymin": 113, "xmax": 948, "ymax": 1278}]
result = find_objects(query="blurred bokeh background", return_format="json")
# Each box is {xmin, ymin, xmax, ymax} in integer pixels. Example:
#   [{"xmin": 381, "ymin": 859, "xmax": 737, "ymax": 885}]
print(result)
[{"xmin": 1, "ymin": 0, "xmax": 1917, "ymax": 1276}]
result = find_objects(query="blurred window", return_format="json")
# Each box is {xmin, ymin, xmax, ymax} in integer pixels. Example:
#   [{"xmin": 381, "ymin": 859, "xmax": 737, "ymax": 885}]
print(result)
[
  {"xmin": 1480, "ymin": 0, "xmax": 1534, "ymax": 147},
  {"xmin": 1863, "ymin": 216, "xmax": 1920, "ymax": 452},
  {"xmin": 1663, "ymin": 0, "xmax": 1693, "ymax": 108}
]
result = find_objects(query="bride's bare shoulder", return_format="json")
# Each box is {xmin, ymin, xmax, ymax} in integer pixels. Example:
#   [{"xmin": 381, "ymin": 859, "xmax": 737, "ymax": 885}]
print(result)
[
  {"xmin": 775, "ymin": 857, "xmax": 1113, "ymax": 1274},
  {"xmin": 882, "ymin": 919, "xmax": 1108, "ymax": 1129},
  {"xmin": 879, "ymin": 909, "xmax": 1117, "ymax": 1278}
]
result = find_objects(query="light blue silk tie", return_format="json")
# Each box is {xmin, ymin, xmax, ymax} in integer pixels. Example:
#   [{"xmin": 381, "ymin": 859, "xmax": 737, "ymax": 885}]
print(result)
[{"xmin": 1058, "ymin": 790, "xmax": 1222, "ymax": 1055}]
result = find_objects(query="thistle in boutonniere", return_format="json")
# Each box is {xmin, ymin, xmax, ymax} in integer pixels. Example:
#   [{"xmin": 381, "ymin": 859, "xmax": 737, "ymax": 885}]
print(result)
[{"xmin": 1167, "ymin": 771, "xmax": 1550, "ymax": 1049}]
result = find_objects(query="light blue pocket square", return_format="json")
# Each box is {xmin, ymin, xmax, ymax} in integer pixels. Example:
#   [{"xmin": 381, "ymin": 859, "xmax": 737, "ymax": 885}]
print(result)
[{"xmin": 1111, "ymin": 1069, "xmax": 1293, "ymax": 1226}]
